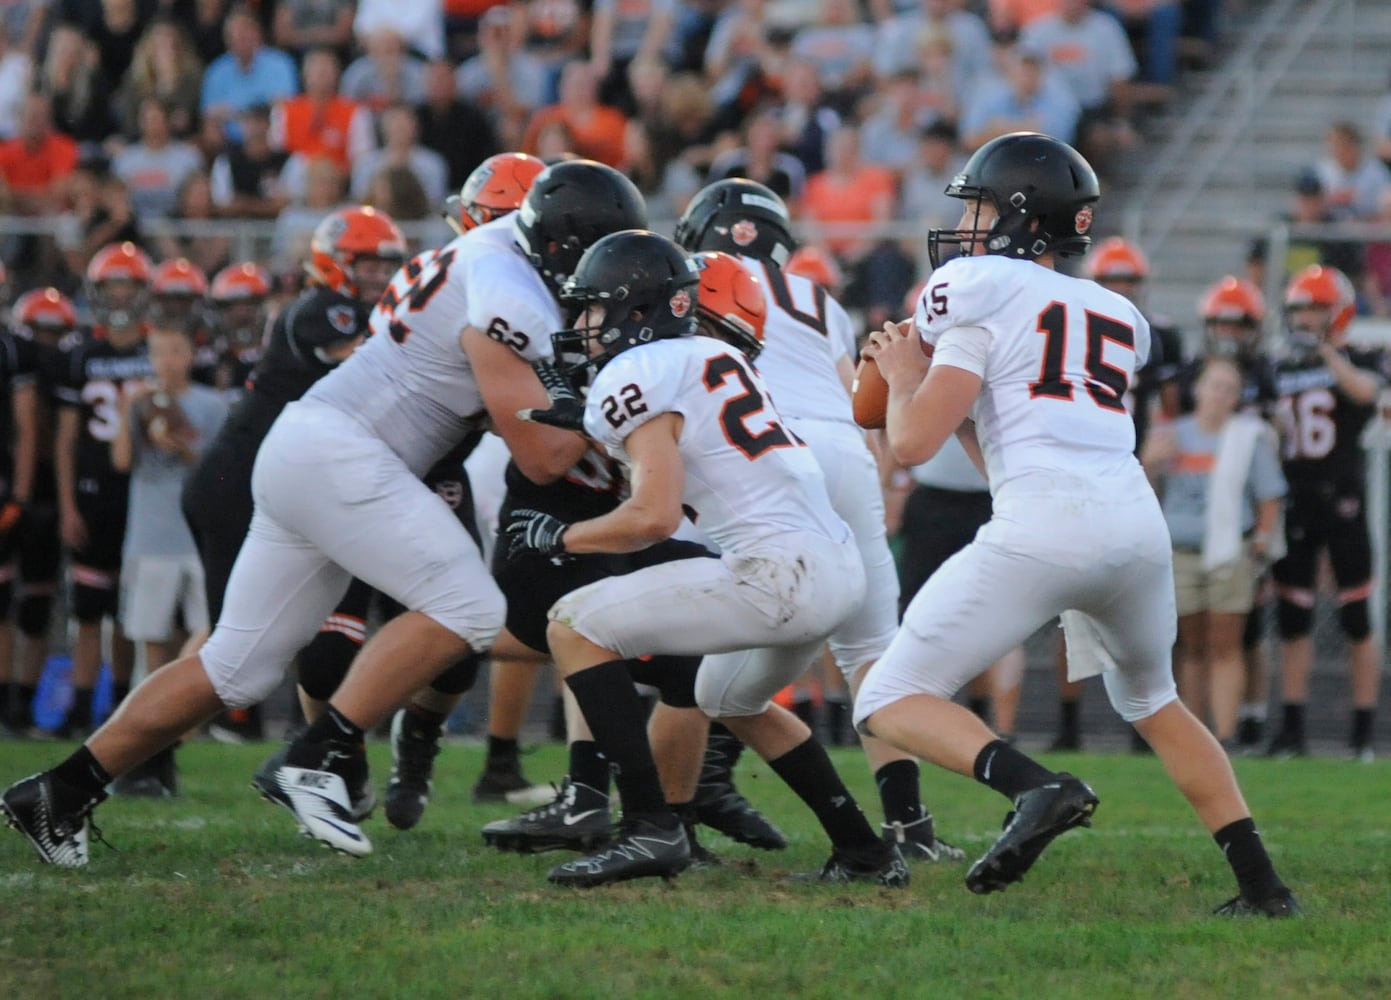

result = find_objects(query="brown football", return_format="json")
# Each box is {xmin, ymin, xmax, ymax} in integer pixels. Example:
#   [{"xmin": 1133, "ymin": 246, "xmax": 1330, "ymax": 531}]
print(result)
[
  {"xmin": 852, "ymin": 340, "xmax": 933, "ymax": 430},
  {"xmin": 136, "ymin": 390, "xmax": 191, "ymax": 441}
]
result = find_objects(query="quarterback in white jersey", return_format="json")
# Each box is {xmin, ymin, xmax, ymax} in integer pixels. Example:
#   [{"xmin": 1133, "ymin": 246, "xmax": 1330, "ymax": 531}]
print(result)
[
  {"xmin": 674, "ymin": 179, "xmax": 963, "ymax": 863},
  {"xmin": 510, "ymin": 231, "xmax": 908, "ymax": 890},
  {"xmin": 855, "ymin": 132, "xmax": 1297, "ymax": 917}
]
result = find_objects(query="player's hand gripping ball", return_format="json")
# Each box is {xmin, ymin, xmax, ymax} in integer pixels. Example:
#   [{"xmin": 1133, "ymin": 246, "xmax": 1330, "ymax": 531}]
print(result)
[{"xmin": 853, "ymin": 321, "xmax": 933, "ymax": 430}]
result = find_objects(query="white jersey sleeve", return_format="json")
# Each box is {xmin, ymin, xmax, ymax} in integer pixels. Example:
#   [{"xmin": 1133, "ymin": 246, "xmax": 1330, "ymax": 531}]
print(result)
[
  {"xmin": 583, "ymin": 347, "xmax": 681, "ymax": 463},
  {"xmin": 912, "ymin": 255, "xmax": 1000, "ymax": 349},
  {"xmin": 825, "ymin": 294, "xmax": 856, "ymax": 364},
  {"xmin": 462, "ymin": 251, "xmax": 560, "ymax": 364}
]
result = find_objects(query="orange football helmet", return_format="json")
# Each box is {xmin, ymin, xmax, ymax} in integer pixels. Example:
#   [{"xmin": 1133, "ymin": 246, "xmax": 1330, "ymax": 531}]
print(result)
[
  {"xmin": 210, "ymin": 261, "xmax": 272, "ymax": 304},
  {"xmin": 1283, "ymin": 263, "xmax": 1356, "ymax": 340},
  {"xmin": 12, "ymin": 287, "xmax": 78, "ymax": 336},
  {"xmin": 446, "ymin": 152, "xmax": 546, "ymax": 234},
  {"xmin": 308, "ymin": 206, "xmax": 407, "ymax": 300},
  {"xmin": 694, "ymin": 251, "xmax": 766, "ymax": 360},
  {"xmin": 1200, "ymin": 275, "xmax": 1265, "ymax": 360},
  {"xmin": 1087, "ymin": 237, "xmax": 1149, "ymax": 281},
  {"xmin": 86, "ymin": 241, "xmax": 154, "ymax": 331},
  {"xmin": 785, "ymin": 245, "xmax": 843, "ymax": 293},
  {"xmin": 210, "ymin": 262, "xmax": 272, "ymax": 350},
  {"xmin": 150, "ymin": 258, "xmax": 210, "ymax": 327}
]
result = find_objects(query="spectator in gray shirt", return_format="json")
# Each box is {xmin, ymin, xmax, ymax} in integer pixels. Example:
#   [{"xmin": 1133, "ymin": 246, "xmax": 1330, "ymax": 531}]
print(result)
[
  {"xmin": 350, "ymin": 103, "xmax": 449, "ymax": 206},
  {"xmin": 112, "ymin": 98, "xmax": 205, "ymax": 220},
  {"xmin": 1142, "ymin": 357, "xmax": 1286, "ymax": 747}
]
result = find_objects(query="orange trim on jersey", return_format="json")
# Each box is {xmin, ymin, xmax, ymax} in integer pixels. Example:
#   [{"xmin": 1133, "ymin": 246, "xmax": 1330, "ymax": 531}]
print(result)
[
  {"xmin": 70, "ymin": 565, "xmax": 116, "ymax": 590},
  {"xmin": 1276, "ymin": 585, "xmax": 1316, "ymax": 608},
  {"xmin": 319, "ymin": 613, "xmax": 366, "ymax": 643},
  {"xmin": 1338, "ymin": 580, "xmax": 1374, "ymax": 604},
  {"xmin": 1173, "ymin": 451, "xmax": 1216, "ymax": 474}
]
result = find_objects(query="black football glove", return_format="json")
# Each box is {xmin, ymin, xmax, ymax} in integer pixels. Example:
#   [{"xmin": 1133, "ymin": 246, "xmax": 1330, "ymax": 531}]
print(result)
[
  {"xmin": 506, "ymin": 508, "xmax": 571, "ymax": 561},
  {"xmin": 517, "ymin": 360, "xmax": 586, "ymax": 432}
]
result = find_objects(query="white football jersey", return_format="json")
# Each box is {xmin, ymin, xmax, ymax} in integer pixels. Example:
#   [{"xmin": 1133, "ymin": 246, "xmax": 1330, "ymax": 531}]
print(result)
[
  {"xmin": 583, "ymin": 335, "xmax": 850, "ymax": 556},
  {"xmin": 913, "ymin": 255, "xmax": 1151, "ymax": 492},
  {"xmin": 306, "ymin": 216, "xmax": 560, "ymax": 477},
  {"xmin": 740, "ymin": 258, "xmax": 857, "ymax": 423}
]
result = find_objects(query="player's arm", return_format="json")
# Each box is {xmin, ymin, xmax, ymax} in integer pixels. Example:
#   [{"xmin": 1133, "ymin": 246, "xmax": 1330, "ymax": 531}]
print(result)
[
  {"xmin": 870, "ymin": 318, "xmax": 982, "ymax": 467},
  {"xmin": 54, "ymin": 404, "xmax": 85, "ymax": 547},
  {"xmin": 554, "ymin": 414, "xmax": 686, "ymax": 554},
  {"xmin": 1319, "ymin": 344, "xmax": 1382, "ymax": 405},
  {"xmin": 10, "ymin": 380, "xmax": 37, "ymax": 506},
  {"xmin": 462, "ymin": 327, "xmax": 589, "ymax": 484},
  {"xmin": 954, "ymin": 419, "xmax": 987, "ymax": 479},
  {"xmin": 109, "ymin": 388, "xmax": 140, "ymax": 475}
]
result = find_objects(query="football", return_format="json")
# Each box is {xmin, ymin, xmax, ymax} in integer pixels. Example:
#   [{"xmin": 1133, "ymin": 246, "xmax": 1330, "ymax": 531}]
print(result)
[
  {"xmin": 852, "ymin": 340, "xmax": 933, "ymax": 430},
  {"xmin": 135, "ymin": 390, "xmax": 192, "ymax": 443}
]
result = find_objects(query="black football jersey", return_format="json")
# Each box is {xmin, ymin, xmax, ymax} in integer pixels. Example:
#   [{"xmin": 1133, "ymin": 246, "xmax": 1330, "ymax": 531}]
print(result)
[
  {"xmin": 54, "ymin": 331, "xmax": 154, "ymax": 482},
  {"xmin": 1131, "ymin": 316, "xmax": 1185, "ymax": 449},
  {"xmin": 1, "ymin": 328, "xmax": 38, "ymax": 484},
  {"xmin": 1274, "ymin": 346, "xmax": 1390, "ymax": 493}
]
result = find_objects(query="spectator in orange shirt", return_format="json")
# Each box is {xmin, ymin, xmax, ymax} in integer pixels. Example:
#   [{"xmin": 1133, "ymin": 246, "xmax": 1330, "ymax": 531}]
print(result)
[
  {"xmin": 988, "ymin": 0, "xmax": 1062, "ymax": 32},
  {"xmin": 270, "ymin": 48, "xmax": 374, "ymax": 174},
  {"xmin": 800, "ymin": 125, "xmax": 896, "ymax": 262},
  {"xmin": 0, "ymin": 92, "xmax": 79, "ymax": 215},
  {"xmin": 522, "ymin": 61, "xmax": 629, "ymax": 168}
]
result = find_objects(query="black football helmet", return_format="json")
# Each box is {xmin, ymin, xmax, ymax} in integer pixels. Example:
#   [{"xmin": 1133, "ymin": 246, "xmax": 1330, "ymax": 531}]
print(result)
[
  {"xmin": 514, "ymin": 159, "xmax": 648, "ymax": 293},
  {"xmin": 928, "ymin": 132, "xmax": 1100, "ymax": 269},
  {"xmin": 673, "ymin": 179, "xmax": 796, "ymax": 266},
  {"xmin": 552, "ymin": 230, "xmax": 699, "ymax": 376}
]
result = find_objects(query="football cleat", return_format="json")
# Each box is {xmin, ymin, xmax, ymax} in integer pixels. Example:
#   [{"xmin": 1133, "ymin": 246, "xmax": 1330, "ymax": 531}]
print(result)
[
  {"xmin": 481, "ymin": 778, "xmax": 612, "ymax": 854},
  {"xmin": 966, "ymin": 774, "xmax": 1099, "ymax": 895},
  {"xmin": 1214, "ymin": 887, "xmax": 1302, "ymax": 918},
  {"xmin": 2, "ymin": 772, "xmax": 108, "ymax": 868},
  {"xmin": 385, "ymin": 709, "xmax": 441, "ymax": 831},
  {"xmin": 883, "ymin": 814, "xmax": 966, "ymax": 863},
  {"xmin": 272, "ymin": 739, "xmax": 373, "ymax": 856},
  {"xmin": 789, "ymin": 842, "xmax": 910, "ymax": 888},
  {"xmin": 693, "ymin": 728, "xmax": 789, "ymax": 850},
  {"xmin": 547, "ymin": 817, "xmax": 690, "ymax": 888},
  {"xmin": 1265, "ymin": 731, "xmax": 1308, "ymax": 760},
  {"xmin": 254, "ymin": 747, "xmax": 375, "ymax": 824},
  {"xmin": 471, "ymin": 754, "xmax": 551, "ymax": 805}
]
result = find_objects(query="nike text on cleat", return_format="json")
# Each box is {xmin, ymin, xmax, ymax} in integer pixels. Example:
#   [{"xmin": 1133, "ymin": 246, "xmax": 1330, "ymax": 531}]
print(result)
[
  {"xmin": 788, "ymin": 842, "xmax": 910, "ymax": 888},
  {"xmin": 255, "ymin": 747, "xmax": 375, "ymax": 824},
  {"xmin": 385, "ymin": 709, "xmax": 441, "ymax": 831},
  {"xmin": 275, "ymin": 766, "xmax": 372, "ymax": 857},
  {"xmin": 2, "ymin": 772, "xmax": 108, "ymax": 868},
  {"xmin": 883, "ymin": 814, "xmax": 967, "ymax": 863},
  {"xmin": 1214, "ymin": 887, "xmax": 1302, "ymax": 918},
  {"xmin": 547, "ymin": 818, "xmax": 690, "ymax": 888},
  {"xmin": 965, "ymin": 774, "xmax": 1099, "ymax": 895},
  {"xmin": 482, "ymin": 778, "xmax": 612, "ymax": 853}
]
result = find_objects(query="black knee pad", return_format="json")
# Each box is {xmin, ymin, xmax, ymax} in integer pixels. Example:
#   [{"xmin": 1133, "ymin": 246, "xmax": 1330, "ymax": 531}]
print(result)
[
  {"xmin": 296, "ymin": 630, "xmax": 360, "ymax": 701},
  {"xmin": 1338, "ymin": 598, "xmax": 1371, "ymax": 642},
  {"xmin": 17, "ymin": 593, "xmax": 53, "ymax": 638},
  {"xmin": 0, "ymin": 579, "xmax": 10, "ymax": 619},
  {"xmin": 71, "ymin": 582, "xmax": 117, "ymax": 624},
  {"xmin": 628, "ymin": 654, "xmax": 701, "ymax": 709},
  {"xmin": 1276, "ymin": 599, "xmax": 1313, "ymax": 640},
  {"xmin": 429, "ymin": 651, "xmax": 481, "ymax": 696}
]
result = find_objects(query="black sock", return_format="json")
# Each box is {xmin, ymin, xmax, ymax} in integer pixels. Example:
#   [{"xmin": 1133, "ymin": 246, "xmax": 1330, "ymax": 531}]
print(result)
[
  {"xmin": 13, "ymin": 683, "xmax": 37, "ymax": 724},
  {"xmin": 1281, "ymin": 703, "xmax": 1306, "ymax": 742},
  {"xmin": 68, "ymin": 688, "xmax": 94, "ymax": 729},
  {"xmin": 973, "ymin": 739, "xmax": 1058, "ymax": 800},
  {"xmin": 111, "ymin": 681, "xmax": 131, "ymax": 710},
  {"xmin": 404, "ymin": 703, "xmax": 446, "ymax": 729},
  {"xmin": 565, "ymin": 660, "xmax": 669, "ymax": 821},
  {"xmin": 875, "ymin": 759, "xmax": 924, "ymax": 826},
  {"xmin": 301, "ymin": 704, "xmax": 365, "ymax": 746},
  {"xmin": 768, "ymin": 737, "xmax": 879, "ymax": 851},
  {"xmin": 487, "ymin": 735, "xmax": 519, "ymax": 764},
  {"xmin": 567, "ymin": 739, "xmax": 611, "ymax": 793},
  {"xmin": 966, "ymin": 696, "xmax": 990, "ymax": 724},
  {"xmin": 1059, "ymin": 699, "xmax": 1080, "ymax": 740},
  {"xmin": 1215, "ymin": 817, "xmax": 1284, "ymax": 900},
  {"xmin": 1351, "ymin": 708, "xmax": 1374, "ymax": 749},
  {"xmin": 51, "ymin": 745, "xmax": 112, "ymax": 810}
]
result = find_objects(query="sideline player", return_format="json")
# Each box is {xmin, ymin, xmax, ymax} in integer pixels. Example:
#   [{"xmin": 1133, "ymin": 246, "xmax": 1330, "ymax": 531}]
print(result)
[{"xmin": 855, "ymin": 132, "xmax": 1298, "ymax": 917}]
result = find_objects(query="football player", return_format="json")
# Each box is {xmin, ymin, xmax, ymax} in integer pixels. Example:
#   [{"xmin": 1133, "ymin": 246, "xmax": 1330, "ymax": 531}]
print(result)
[
  {"xmin": 510, "ymin": 230, "xmax": 907, "ymax": 888},
  {"xmin": 204, "ymin": 261, "xmax": 273, "ymax": 398},
  {"xmin": 0, "ymin": 290, "xmax": 72, "ymax": 734},
  {"xmin": 857, "ymin": 132, "xmax": 1297, "ymax": 917},
  {"xmin": 1, "ymin": 289, "xmax": 41, "ymax": 733},
  {"xmin": 149, "ymin": 258, "xmax": 211, "ymax": 335},
  {"xmin": 54, "ymin": 243, "xmax": 155, "ymax": 738},
  {"xmin": 674, "ymin": 179, "xmax": 964, "ymax": 864},
  {"xmin": 1267, "ymin": 264, "xmax": 1388, "ymax": 762}
]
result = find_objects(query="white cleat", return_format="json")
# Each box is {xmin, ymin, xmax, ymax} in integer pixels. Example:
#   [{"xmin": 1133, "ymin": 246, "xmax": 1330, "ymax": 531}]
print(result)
[{"xmin": 276, "ymin": 766, "xmax": 373, "ymax": 857}]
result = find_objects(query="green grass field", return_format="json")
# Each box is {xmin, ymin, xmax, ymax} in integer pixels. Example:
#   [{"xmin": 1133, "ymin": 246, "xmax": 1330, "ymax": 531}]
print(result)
[{"xmin": 1, "ymin": 740, "xmax": 1386, "ymax": 1000}]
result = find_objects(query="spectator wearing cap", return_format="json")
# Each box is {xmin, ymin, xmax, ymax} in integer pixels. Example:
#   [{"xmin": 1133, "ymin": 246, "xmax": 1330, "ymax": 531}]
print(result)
[
  {"xmin": 874, "ymin": 0, "xmax": 992, "ymax": 97},
  {"xmin": 589, "ymin": 0, "xmax": 677, "ymax": 116},
  {"xmin": 900, "ymin": 120, "xmax": 968, "ymax": 232},
  {"xmin": 349, "ymin": 102, "xmax": 449, "ymax": 206},
  {"xmin": 112, "ymin": 97, "xmax": 205, "ymax": 220},
  {"xmin": 706, "ymin": 103, "xmax": 808, "ymax": 203},
  {"xmin": 270, "ymin": 48, "xmax": 374, "ymax": 175},
  {"xmin": 455, "ymin": 5, "xmax": 549, "ymax": 149},
  {"xmin": 38, "ymin": 22, "xmax": 117, "ymax": 150},
  {"xmin": 791, "ymin": 0, "xmax": 877, "ymax": 102},
  {"xmin": 210, "ymin": 104, "xmax": 289, "ymax": 218},
  {"xmin": 0, "ymin": 92, "xmax": 80, "ymax": 215},
  {"xmin": 418, "ymin": 59, "xmax": 499, "ymax": 190},
  {"xmin": 959, "ymin": 43, "xmax": 1079, "ymax": 150},
  {"xmin": 1281, "ymin": 170, "xmax": 1366, "ymax": 288},
  {"xmin": 273, "ymin": 0, "xmax": 357, "ymax": 63},
  {"xmin": 201, "ymin": 6, "xmax": 299, "ymax": 132},
  {"xmin": 521, "ymin": 61, "xmax": 629, "ymax": 168},
  {"xmin": 1313, "ymin": 120, "xmax": 1391, "ymax": 222},
  {"xmin": 341, "ymin": 27, "xmax": 428, "ymax": 113},
  {"xmin": 354, "ymin": 0, "xmax": 446, "ymax": 61}
]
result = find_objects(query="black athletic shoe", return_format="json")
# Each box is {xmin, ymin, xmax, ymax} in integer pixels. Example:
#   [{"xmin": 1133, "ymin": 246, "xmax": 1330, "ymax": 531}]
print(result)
[
  {"xmin": 254, "ymin": 746, "xmax": 376, "ymax": 822},
  {"xmin": 385, "ymin": 709, "xmax": 441, "ymax": 831},
  {"xmin": 481, "ymin": 778, "xmax": 612, "ymax": 853},
  {"xmin": 2, "ymin": 773, "xmax": 108, "ymax": 867},
  {"xmin": 1236, "ymin": 717, "xmax": 1265, "ymax": 750},
  {"xmin": 1265, "ymin": 731, "xmax": 1308, "ymax": 760},
  {"xmin": 1048, "ymin": 732, "xmax": 1081, "ymax": 752},
  {"xmin": 966, "ymin": 774, "xmax": 1099, "ymax": 895},
  {"xmin": 110, "ymin": 751, "xmax": 177, "ymax": 799},
  {"xmin": 790, "ymin": 842, "xmax": 910, "ymax": 888},
  {"xmin": 693, "ymin": 728, "xmax": 788, "ymax": 850},
  {"xmin": 471, "ymin": 754, "xmax": 547, "ymax": 805},
  {"xmin": 1214, "ymin": 887, "xmax": 1302, "ymax": 918},
  {"xmin": 882, "ymin": 814, "xmax": 966, "ymax": 863},
  {"xmin": 547, "ymin": 817, "xmax": 690, "ymax": 888}
]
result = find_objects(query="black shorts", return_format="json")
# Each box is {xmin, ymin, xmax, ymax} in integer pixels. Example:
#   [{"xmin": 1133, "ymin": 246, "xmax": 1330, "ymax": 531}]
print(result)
[
  {"xmin": 897, "ymin": 484, "xmax": 993, "ymax": 615},
  {"xmin": 0, "ymin": 500, "xmax": 62, "ymax": 587},
  {"xmin": 1272, "ymin": 485, "xmax": 1372, "ymax": 593},
  {"xmin": 72, "ymin": 476, "xmax": 129, "ymax": 574}
]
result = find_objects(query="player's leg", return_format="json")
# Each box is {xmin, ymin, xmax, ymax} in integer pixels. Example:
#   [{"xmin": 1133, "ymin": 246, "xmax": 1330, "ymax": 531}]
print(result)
[
  {"xmin": 7, "ymin": 496, "xmax": 59, "ymax": 733},
  {"xmin": 1327, "ymin": 503, "xmax": 1378, "ymax": 760},
  {"xmin": 1270, "ymin": 508, "xmax": 1317, "ymax": 757},
  {"xmin": 1237, "ymin": 578, "xmax": 1273, "ymax": 750},
  {"xmin": 470, "ymin": 629, "xmax": 549, "ymax": 803}
]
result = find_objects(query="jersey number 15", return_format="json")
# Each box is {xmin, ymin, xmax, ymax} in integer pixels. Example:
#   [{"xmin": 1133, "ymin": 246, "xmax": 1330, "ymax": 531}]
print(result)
[{"xmin": 1028, "ymin": 302, "xmax": 1135, "ymax": 411}]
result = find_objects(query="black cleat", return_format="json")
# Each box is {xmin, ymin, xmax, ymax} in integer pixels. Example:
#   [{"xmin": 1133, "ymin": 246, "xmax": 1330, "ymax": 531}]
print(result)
[
  {"xmin": 547, "ymin": 817, "xmax": 690, "ymax": 888},
  {"xmin": 790, "ymin": 842, "xmax": 910, "ymax": 888},
  {"xmin": 1048, "ymin": 732, "xmax": 1081, "ymax": 752},
  {"xmin": 883, "ymin": 814, "xmax": 966, "ymax": 863},
  {"xmin": 471, "ymin": 754, "xmax": 548, "ymax": 805},
  {"xmin": 110, "ymin": 750, "xmax": 178, "ymax": 799},
  {"xmin": 2, "ymin": 773, "xmax": 108, "ymax": 867},
  {"xmin": 966, "ymin": 774, "xmax": 1099, "ymax": 895},
  {"xmin": 385, "ymin": 709, "xmax": 441, "ymax": 831},
  {"xmin": 1214, "ymin": 887, "xmax": 1302, "ymax": 918},
  {"xmin": 482, "ymin": 778, "xmax": 612, "ymax": 853},
  {"xmin": 1235, "ymin": 716, "xmax": 1265, "ymax": 750},
  {"xmin": 254, "ymin": 746, "xmax": 375, "ymax": 823},
  {"xmin": 693, "ymin": 727, "xmax": 788, "ymax": 850},
  {"xmin": 1265, "ymin": 731, "xmax": 1308, "ymax": 760}
]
